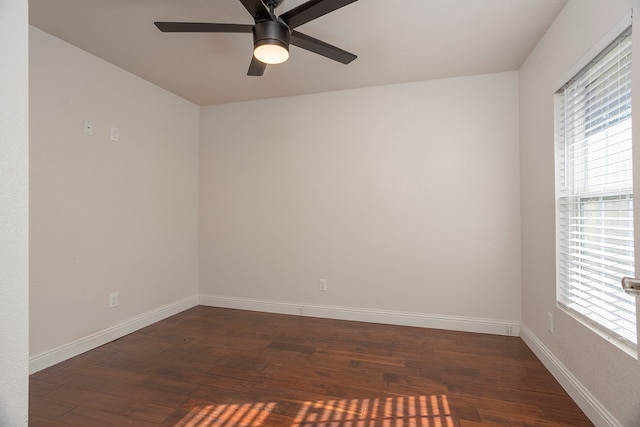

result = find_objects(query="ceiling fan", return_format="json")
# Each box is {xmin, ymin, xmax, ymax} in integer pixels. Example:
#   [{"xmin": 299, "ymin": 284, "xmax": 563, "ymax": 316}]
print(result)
[{"xmin": 154, "ymin": 0, "xmax": 358, "ymax": 76}]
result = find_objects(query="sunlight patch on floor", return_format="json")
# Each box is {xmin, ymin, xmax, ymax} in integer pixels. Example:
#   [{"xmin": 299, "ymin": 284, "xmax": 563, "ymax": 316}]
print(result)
[
  {"xmin": 293, "ymin": 395, "xmax": 453, "ymax": 426},
  {"xmin": 176, "ymin": 401, "xmax": 276, "ymax": 427},
  {"xmin": 176, "ymin": 395, "xmax": 453, "ymax": 427}
]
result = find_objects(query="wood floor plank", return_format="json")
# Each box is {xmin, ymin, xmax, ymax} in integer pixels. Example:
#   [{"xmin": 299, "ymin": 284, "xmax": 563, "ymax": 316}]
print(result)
[
  {"xmin": 30, "ymin": 378, "xmax": 63, "ymax": 398},
  {"xmin": 28, "ymin": 395, "xmax": 75, "ymax": 420},
  {"xmin": 56, "ymin": 405, "xmax": 161, "ymax": 427},
  {"xmin": 27, "ymin": 416, "xmax": 75, "ymax": 427},
  {"xmin": 29, "ymin": 306, "xmax": 594, "ymax": 426}
]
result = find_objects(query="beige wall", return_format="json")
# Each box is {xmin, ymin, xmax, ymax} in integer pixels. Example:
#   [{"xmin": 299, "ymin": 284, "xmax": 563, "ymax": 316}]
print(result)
[
  {"xmin": 199, "ymin": 72, "xmax": 521, "ymax": 326},
  {"xmin": 520, "ymin": 0, "xmax": 640, "ymax": 424},
  {"xmin": 0, "ymin": 0, "xmax": 29, "ymax": 424},
  {"xmin": 29, "ymin": 28, "xmax": 200, "ymax": 360}
]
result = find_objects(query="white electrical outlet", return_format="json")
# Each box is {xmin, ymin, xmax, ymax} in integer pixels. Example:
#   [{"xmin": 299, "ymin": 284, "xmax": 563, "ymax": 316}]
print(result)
[
  {"xmin": 547, "ymin": 312, "xmax": 554, "ymax": 333},
  {"xmin": 318, "ymin": 278, "xmax": 328, "ymax": 292},
  {"xmin": 110, "ymin": 292, "xmax": 119, "ymax": 308}
]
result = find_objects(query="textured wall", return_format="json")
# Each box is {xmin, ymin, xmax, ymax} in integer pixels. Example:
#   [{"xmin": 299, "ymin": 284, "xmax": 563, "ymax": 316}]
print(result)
[{"xmin": 0, "ymin": 0, "xmax": 29, "ymax": 425}]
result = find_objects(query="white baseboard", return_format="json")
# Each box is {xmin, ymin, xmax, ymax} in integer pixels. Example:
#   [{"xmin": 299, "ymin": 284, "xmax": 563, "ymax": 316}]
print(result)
[
  {"xmin": 520, "ymin": 324, "xmax": 620, "ymax": 427},
  {"xmin": 29, "ymin": 296, "xmax": 199, "ymax": 374},
  {"xmin": 198, "ymin": 294, "xmax": 521, "ymax": 337}
]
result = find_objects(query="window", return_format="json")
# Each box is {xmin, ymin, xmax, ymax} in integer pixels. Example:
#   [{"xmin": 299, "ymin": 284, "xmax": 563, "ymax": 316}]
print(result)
[{"xmin": 555, "ymin": 26, "xmax": 636, "ymax": 348}]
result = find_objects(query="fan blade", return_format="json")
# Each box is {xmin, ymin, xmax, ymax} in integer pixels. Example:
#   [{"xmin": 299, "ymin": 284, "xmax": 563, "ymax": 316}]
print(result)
[
  {"xmin": 238, "ymin": 0, "xmax": 272, "ymax": 22},
  {"xmin": 248, "ymin": 56, "xmax": 267, "ymax": 76},
  {"xmin": 290, "ymin": 30, "xmax": 356, "ymax": 64},
  {"xmin": 280, "ymin": 0, "xmax": 358, "ymax": 29},
  {"xmin": 154, "ymin": 22, "xmax": 253, "ymax": 33}
]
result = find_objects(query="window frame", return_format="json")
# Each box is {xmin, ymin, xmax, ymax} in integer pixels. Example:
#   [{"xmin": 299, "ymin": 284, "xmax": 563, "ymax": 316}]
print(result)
[{"xmin": 554, "ymin": 15, "xmax": 637, "ymax": 354}]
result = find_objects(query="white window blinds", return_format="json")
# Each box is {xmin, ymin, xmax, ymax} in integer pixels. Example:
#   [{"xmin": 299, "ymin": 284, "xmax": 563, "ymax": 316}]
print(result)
[{"xmin": 555, "ymin": 26, "xmax": 636, "ymax": 348}]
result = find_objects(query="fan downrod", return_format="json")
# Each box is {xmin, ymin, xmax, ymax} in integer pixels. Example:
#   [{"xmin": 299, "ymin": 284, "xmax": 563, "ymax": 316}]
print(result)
[{"xmin": 264, "ymin": 0, "xmax": 284, "ymax": 16}]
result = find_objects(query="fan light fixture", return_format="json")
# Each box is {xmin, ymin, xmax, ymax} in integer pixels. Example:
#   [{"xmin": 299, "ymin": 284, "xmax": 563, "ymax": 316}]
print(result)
[
  {"xmin": 254, "ymin": 42, "xmax": 289, "ymax": 64},
  {"xmin": 253, "ymin": 20, "xmax": 290, "ymax": 64}
]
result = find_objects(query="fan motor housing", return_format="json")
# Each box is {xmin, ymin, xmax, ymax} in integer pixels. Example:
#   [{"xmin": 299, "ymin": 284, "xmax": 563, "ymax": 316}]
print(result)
[{"xmin": 253, "ymin": 20, "xmax": 290, "ymax": 51}]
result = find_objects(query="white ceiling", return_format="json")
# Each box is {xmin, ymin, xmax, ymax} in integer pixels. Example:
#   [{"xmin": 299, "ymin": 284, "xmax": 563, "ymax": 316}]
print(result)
[{"xmin": 29, "ymin": 0, "xmax": 567, "ymax": 106}]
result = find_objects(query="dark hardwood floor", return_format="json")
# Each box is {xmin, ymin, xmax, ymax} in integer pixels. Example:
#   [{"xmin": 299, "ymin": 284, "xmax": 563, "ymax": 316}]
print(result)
[{"xmin": 29, "ymin": 306, "xmax": 593, "ymax": 426}]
